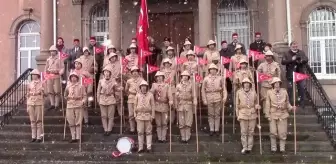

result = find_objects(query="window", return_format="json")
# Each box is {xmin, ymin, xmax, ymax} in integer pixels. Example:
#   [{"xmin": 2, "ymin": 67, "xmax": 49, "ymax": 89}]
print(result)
[
  {"xmin": 308, "ymin": 6, "xmax": 336, "ymax": 79},
  {"xmin": 217, "ymin": 0, "xmax": 250, "ymax": 48},
  {"xmin": 90, "ymin": 4, "xmax": 109, "ymax": 44},
  {"xmin": 18, "ymin": 21, "xmax": 40, "ymax": 76}
]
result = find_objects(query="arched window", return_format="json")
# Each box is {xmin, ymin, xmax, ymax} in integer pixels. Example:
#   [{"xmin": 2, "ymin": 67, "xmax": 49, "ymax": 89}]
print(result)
[
  {"xmin": 217, "ymin": 0, "xmax": 250, "ymax": 47},
  {"xmin": 90, "ymin": 3, "xmax": 109, "ymax": 44},
  {"xmin": 308, "ymin": 6, "xmax": 336, "ymax": 79},
  {"xmin": 18, "ymin": 21, "xmax": 40, "ymax": 76}
]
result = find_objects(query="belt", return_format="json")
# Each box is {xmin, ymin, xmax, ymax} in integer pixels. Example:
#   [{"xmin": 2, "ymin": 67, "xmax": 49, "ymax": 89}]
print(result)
[
  {"xmin": 205, "ymin": 90, "xmax": 221, "ymax": 93},
  {"xmin": 68, "ymin": 97, "xmax": 82, "ymax": 100}
]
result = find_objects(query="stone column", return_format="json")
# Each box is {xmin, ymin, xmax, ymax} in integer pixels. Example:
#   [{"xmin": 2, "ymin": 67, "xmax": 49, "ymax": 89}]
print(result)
[
  {"xmin": 198, "ymin": 0, "xmax": 212, "ymax": 46},
  {"xmin": 36, "ymin": 0, "xmax": 53, "ymax": 71},
  {"xmin": 72, "ymin": 0, "xmax": 83, "ymax": 42},
  {"xmin": 109, "ymin": 0, "xmax": 121, "ymax": 49}
]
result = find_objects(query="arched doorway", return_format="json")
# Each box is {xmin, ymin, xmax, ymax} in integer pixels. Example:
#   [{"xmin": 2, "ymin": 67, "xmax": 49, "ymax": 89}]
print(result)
[
  {"xmin": 308, "ymin": 6, "xmax": 336, "ymax": 79},
  {"xmin": 17, "ymin": 21, "xmax": 40, "ymax": 77},
  {"xmin": 216, "ymin": 0, "xmax": 250, "ymax": 47},
  {"xmin": 90, "ymin": 3, "xmax": 109, "ymax": 44}
]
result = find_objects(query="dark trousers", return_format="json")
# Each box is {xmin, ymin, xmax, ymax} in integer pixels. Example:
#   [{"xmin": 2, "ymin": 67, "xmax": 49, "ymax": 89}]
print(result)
[{"xmin": 287, "ymin": 79, "xmax": 306, "ymax": 107}]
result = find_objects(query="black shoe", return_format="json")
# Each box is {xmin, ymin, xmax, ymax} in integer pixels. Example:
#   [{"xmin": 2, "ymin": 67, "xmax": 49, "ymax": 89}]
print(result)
[
  {"xmin": 54, "ymin": 106, "xmax": 59, "ymax": 111},
  {"xmin": 241, "ymin": 149, "xmax": 247, "ymax": 155},
  {"xmin": 209, "ymin": 131, "xmax": 214, "ymax": 136},
  {"xmin": 215, "ymin": 131, "xmax": 220, "ymax": 136},
  {"xmin": 271, "ymin": 150, "xmax": 277, "ymax": 154},
  {"xmin": 107, "ymin": 131, "xmax": 112, "ymax": 136},
  {"xmin": 184, "ymin": 140, "xmax": 189, "ymax": 144},
  {"xmin": 69, "ymin": 139, "xmax": 77, "ymax": 143},
  {"xmin": 280, "ymin": 150, "xmax": 286, "ymax": 154},
  {"xmin": 161, "ymin": 140, "xmax": 167, "ymax": 143},
  {"xmin": 246, "ymin": 150, "xmax": 251, "ymax": 154},
  {"xmin": 36, "ymin": 139, "xmax": 42, "ymax": 143},
  {"xmin": 47, "ymin": 106, "xmax": 54, "ymax": 111},
  {"xmin": 179, "ymin": 139, "xmax": 185, "ymax": 143},
  {"xmin": 30, "ymin": 138, "xmax": 36, "ymax": 143},
  {"xmin": 76, "ymin": 139, "xmax": 80, "ymax": 142},
  {"xmin": 103, "ymin": 132, "xmax": 108, "ymax": 136},
  {"xmin": 138, "ymin": 149, "xmax": 144, "ymax": 153},
  {"xmin": 146, "ymin": 149, "xmax": 152, "ymax": 153},
  {"xmin": 129, "ymin": 131, "xmax": 136, "ymax": 135},
  {"xmin": 157, "ymin": 140, "xmax": 163, "ymax": 143}
]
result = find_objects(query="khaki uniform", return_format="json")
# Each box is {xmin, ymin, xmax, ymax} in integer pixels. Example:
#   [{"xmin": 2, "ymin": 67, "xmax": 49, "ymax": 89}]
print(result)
[
  {"xmin": 150, "ymin": 82, "xmax": 173, "ymax": 141},
  {"xmin": 134, "ymin": 92, "xmax": 155, "ymax": 151},
  {"xmin": 182, "ymin": 61, "xmax": 198, "ymax": 75},
  {"xmin": 233, "ymin": 69, "xmax": 254, "ymax": 91},
  {"xmin": 78, "ymin": 55, "xmax": 97, "ymax": 94},
  {"xmin": 44, "ymin": 55, "xmax": 65, "ymax": 107},
  {"xmin": 265, "ymin": 88, "xmax": 293, "ymax": 151},
  {"xmin": 27, "ymin": 80, "xmax": 44, "ymax": 139},
  {"xmin": 104, "ymin": 61, "xmax": 121, "ymax": 79},
  {"xmin": 257, "ymin": 61, "xmax": 281, "ymax": 108},
  {"xmin": 125, "ymin": 54, "xmax": 139, "ymax": 69},
  {"xmin": 201, "ymin": 75, "xmax": 227, "ymax": 132},
  {"xmin": 236, "ymin": 89, "xmax": 258, "ymax": 151},
  {"xmin": 97, "ymin": 78, "xmax": 117, "ymax": 132},
  {"xmin": 176, "ymin": 80, "xmax": 197, "ymax": 141},
  {"xmin": 113, "ymin": 80, "xmax": 123, "ymax": 117},
  {"xmin": 229, "ymin": 54, "xmax": 248, "ymax": 72},
  {"xmin": 203, "ymin": 49, "xmax": 220, "ymax": 65},
  {"xmin": 180, "ymin": 49, "xmax": 191, "ymax": 59},
  {"xmin": 161, "ymin": 67, "xmax": 177, "ymax": 123},
  {"xmin": 64, "ymin": 81, "xmax": 87, "ymax": 140},
  {"xmin": 125, "ymin": 77, "xmax": 144, "ymax": 132},
  {"xmin": 160, "ymin": 57, "xmax": 177, "ymax": 70}
]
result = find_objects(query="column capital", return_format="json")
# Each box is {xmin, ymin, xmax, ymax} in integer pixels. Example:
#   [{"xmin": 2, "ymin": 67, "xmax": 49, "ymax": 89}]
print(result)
[{"xmin": 72, "ymin": 0, "xmax": 83, "ymax": 5}]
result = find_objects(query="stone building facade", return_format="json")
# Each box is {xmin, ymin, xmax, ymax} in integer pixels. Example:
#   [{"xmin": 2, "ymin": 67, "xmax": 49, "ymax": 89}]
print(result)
[{"xmin": 0, "ymin": 0, "xmax": 335, "ymax": 100}]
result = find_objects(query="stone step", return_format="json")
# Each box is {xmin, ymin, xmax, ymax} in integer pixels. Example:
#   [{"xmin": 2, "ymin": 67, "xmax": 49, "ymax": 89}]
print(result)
[
  {"xmin": 0, "ymin": 140, "xmax": 332, "ymax": 153},
  {"xmin": 9, "ymin": 115, "xmax": 320, "ymax": 125},
  {"xmin": 0, "ymin": 150, "xmax": 335, "ymax": 163},
  {"xmin": 0, "ymin": 131, "xmax": 329, "ymax": 142},
  {"xmin": 0, "ymin": 160, "xmax": 227, "ymax": 164},
  {"xmin": 1, "ymin": 123, "xmax": 324, "ymax": 134}
]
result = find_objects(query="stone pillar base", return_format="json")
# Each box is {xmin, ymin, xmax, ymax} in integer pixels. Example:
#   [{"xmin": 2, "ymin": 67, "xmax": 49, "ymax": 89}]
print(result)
[{"xmin": 273, "ymin": 42, "xmax": 289, "ymax": 60}]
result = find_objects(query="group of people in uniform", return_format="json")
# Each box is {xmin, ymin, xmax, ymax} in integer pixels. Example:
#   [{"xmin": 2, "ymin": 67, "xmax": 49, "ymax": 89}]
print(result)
[{"xmin": 26, "ymin": 34, "xmax": 298, "ymax": 154}]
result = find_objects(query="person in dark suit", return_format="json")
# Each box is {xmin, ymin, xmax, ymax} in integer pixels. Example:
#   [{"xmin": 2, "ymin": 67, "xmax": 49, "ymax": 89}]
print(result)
[
  {"xmin": 68, "ymin": 39, "xmax": 83, "ymax": 70},
  {"xmin": 249, "ymin": 32, "xmax": 266, "ymax": 53},
  {"xmin": 227, "ymin": 33, "xmax": 246, "ymax": 56},
  {"xmin": 219, "ymin": 40, "xmax": 232, "ymax": 93}
]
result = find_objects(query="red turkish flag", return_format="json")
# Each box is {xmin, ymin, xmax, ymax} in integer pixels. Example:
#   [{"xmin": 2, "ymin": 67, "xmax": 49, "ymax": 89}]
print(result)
[
  {"xmin": 225, "ymin": 69, "xmax": 233, "ymax": 78},
  {"xmin": 257, "ymin": 72, "xmax": 273, "ymax": 82},
  {"xmin": 293, "ymin": 72, "xmax": 309, "ymax": 82},
  {"xmin": 94, "ymin": 46, "xmax": 105, "ymax": 54},
  {"xmin": 165, "ymin": 77, "xmax": 172, "ymax": 84},
  {"xmin": 194, "ymin": 45, "xmax": 206, "ymax": 55},
  {"xmin": 81, "ymin": 77, "xmax": 93, "ymax": 86},
  {"xmin": 147, "ymin": 64, "xmax": 160, "ymax": 73},
  {"xmin": 236, "ymin": 62, "xmax": 241, "ymax": 69},
  {"xmin": 253, "ymin": 53, "xmax": 265, "ymax": 61},
  {"xmin": 197, "ymin": 58, "xmax": 208, "ymax": 65},
  {"xmin": 121, "ymin": 57, "xmax": 128, "ymax": 66},
  {"xmin": 41, "ymin": 72, "xmax": 55, "ymax": 81},
  {"xmin": 122, "ymin": 65, "xmax": 128, "ymax": 74},
  {"xmin": 248, "ymin": 50, "xmax": 259, "ymax": 58},
  {"xmin": 59, "ymin": 52, "xmax": 69, "ymax": 60},
  {"xmin": 221, "ymin": 57, "xmax": 231, "ymax": 65},
  {"xmin": 194, "ymin": 73, "xmax": 203, "ymax": 83},
  {"xmin": 139, "ymin": 49, "xmax": 152, "ymax": 63},
  {"xmin": 176, "ymin": 57, "xmax": 188, "ymax": 65},
  {"xmin": 136, "ymin": 0, "xmax": 149, "ymax": 57}
]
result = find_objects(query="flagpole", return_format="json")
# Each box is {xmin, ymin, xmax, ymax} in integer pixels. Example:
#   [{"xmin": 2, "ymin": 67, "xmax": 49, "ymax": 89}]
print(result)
[
  {"xmin": 40, "ymin": 72, "xmax": 45, "ymax": 143},
  {"xmin": 120, "ymin": 58, "xmax": 123, "ymax": 135},
  {"xmin": 79, "ymin": 76, "xmax": 83, "ymax": 152},
  {"xmin": 193, "ymin": 73, "xmax": 199, "ymax": 153},
  {"xmin": 222, "ymin": 68, "xmax": 226, "ymax": 143},
  {"xmin": 256, "ymin": 72, "xmax": 262, "ymax": 155},
  {"xmin": 293, "ymin": 73, "xmax": 297, "ymax": 155},
  {"xmin": 93, "ymin": 47, "xmax": 97, "ymax": 110},
  {"xmin": 59, "ymin": 52, "xmax": 65, "ymax": 117},
  {"xmin": 146, "ymin": 64, "xmax": 149, "ymax": 82}
]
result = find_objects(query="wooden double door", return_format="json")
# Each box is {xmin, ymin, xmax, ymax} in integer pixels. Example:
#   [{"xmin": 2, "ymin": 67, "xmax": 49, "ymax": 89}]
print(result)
[{"xmin": 149, "ymin": 12, "xmax": 194, "ymax": 48}]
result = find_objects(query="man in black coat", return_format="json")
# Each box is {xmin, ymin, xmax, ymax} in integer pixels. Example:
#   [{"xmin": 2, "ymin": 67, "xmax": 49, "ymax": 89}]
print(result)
[
  {"xmin": 281, "ymin": 41, "xmax": 308, "ymax": 108},
  {"xmin": 227, "ymin": 33, "xmax": 246, "ymax": 56},
  {"xmin": 219, "ymin": 40, "xmax": 232, "ymax": 93},
  {"xmin": 249, "ymin": 32, "xmax": 266, "ymax": 53}
]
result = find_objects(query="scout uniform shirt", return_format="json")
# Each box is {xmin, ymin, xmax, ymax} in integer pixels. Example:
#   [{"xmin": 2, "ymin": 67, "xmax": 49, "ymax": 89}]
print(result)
[
  {"xmin": 176, "ymin": 80, "xmax": 197, "ymax": 111},
  {"xmin": 233, "ymin": 69, "xmax": 254, "ymax": 88},
  {"xmin": 134, "ymin": 92, "xmax": 155, "ymax": 121},
  {"xmin": 235, "ymin": 89, "xmax": 258, "ymax": 120},
  {"xmin": 125, "ymin": 53, "xmax": 139, "ymax": 69},
  {"xmin": 182, "ymin": 60, "xmax": 198, "ymax": 75},
  {"xmin": 257, "ymin": 61, "xmax": 281, "ymax": 88},
  {"xmin": 150, "ymin": 82, "xmax": 173, "ymax": 112},
  {"xmin": 229, "ymin": 54, "xmax": 248, "ymax": 72},
  {"xmin": 180, "ymin": 49, "xmax": 191, "ymax": 59},
  {"xmin": 79, "ymin": 55, "xmax": 98, "ymax": 75},
  {"xmin": 97, "ymin": 78, "xmax": 117, "ymax": 106},
  {"xmin": 64, "ymin": 82, "xmax": 87, "ymax": 108},
  {"xmin": 160, "ymin": 57, "xmax": 177, "ymax": 70},
  {"xmin": 104, "ymin": 60, "xmax": 121, "ymax": 79},
  {"xmin": 27, "ymin": 80, "xmax": 44, "ymax": 106},
  {"xmin": 201, "ymin": 75, "xmax": 227, "ymax": 103},
  {"xmin": 126, "ymin": 77, "xmax": 144, "ymax": 104},
  {"xmin": 265, "ymin": 88, "xmax": 293, "ymax": 120},
  {"xmin": 44, "ymin": 55, "xmax": 65, "ymax": 78},
  {"xmin": 203, "ymin": 49, "xmax": 220, "ymax": 64}
]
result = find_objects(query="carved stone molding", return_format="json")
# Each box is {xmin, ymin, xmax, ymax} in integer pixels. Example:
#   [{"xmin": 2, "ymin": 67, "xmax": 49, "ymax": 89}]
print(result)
[{"xmin": 72, "ymin": 0, "xmax": 83, "ymax": 5}]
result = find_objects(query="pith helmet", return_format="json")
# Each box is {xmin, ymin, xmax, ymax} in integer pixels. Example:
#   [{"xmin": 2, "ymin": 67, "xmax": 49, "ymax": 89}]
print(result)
[
  {"xmin": 235, "ymin": 44, "xmax": 242, "ymax": 51},
  {"xmin": 69, "ymin": 71, "xmax": 79, "ymax": 79},
  {"xmin": 155, "ymin": 71, "xmax": 165, "ymax": 77},
  {"xmin": 139, "ymin": 80, "xmax": 149, "ymax": 87},
  {"xmin": 270, "ymin": 77, "xmax": 282, "ymax": 84},
  {"xmin": 186, "ymin": 50, "xmax": 195, "ymax": 56},
  {"xmin": 107, "ymin": 44, "xmax": 116, "ymax": 50},
  {"xmin": 208, "ymin": 63, "xmax": 218, "ymax": 70},
  {"xmin": 265, "ymin": 50, "xmax": 274, "ymax": 56},
  {"xmin": 207, "ymin": 40, "xmax": 216, "ymax": 46},
  {"xmin": 74, "ymin": 58, "xmax": 82, "ymax": 65},
  {"xmin": 184, "ymin": 40, "xmax": 192, "ymax": 46},
  {"xmin": 130, "ymin": 66, "xmax": 140, "ymax": 72},
  {"xmin": 166, "ymin": 46, "xmax": 174, "ymax": 52},
  {"xmin": 49, "ymin": 45, "xmax": 58, "ymax": 51},
  {"xmin": 181, "ymin": 71, "xmax": 190, "ymax": 77},
  {"xmin": 30, "ymin": 69, "xmax": 40, "ymax": 76},
  {"xmin": 241, "ymin": 78, "xmax": 252, "ymax": 85},
  {"xmin": 83, "ymin": 47, "xmax": 90, "ymax": 53},
  {"xmin": 129, "ymin": 43, "xmax": 137, "ymax": 49},
  {"xmin": 163, "ymin": 58, "xmax": 172, "ymax": 64},
  {"xmin": 239, "ymin": 58, "xmax": 248, "ymax": 64},
  {"xmin": 103, "ymin": 65, "xmax": 112, "ymax": 73},
  {"xmin": 108, "ymin": 53, "xmax": 118, "ymax": 59}
]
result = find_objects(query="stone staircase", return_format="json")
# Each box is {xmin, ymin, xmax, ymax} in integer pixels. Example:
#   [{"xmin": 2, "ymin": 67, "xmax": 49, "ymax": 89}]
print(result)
[{"xmin": 0, "ymin": 100, "xmax": 335, "ymax": 164}]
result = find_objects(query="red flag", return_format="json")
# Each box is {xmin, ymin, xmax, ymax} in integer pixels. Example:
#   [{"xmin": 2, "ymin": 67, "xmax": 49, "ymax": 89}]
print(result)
[
  {"xmin": 141, "ymin": 50, "xmax": 152, "ymax": 57},
  {"xmin": 197, "ymin": 58, "xmax": 208, "ymax": 65},
  {"xmin": 122, "ymin": 65, "xmax": 128, "ymax": 74},
  {"xmin": 194, "ymin": 73, "xmax": 203, "ymax": 83},
  {"xmin": 59, "ymin": 52, "xmax": 69, "ymax": 60},
  {"xmin": 41, "ymin": 72, "xmax": 56, "ymax": 81},
  {"xmin": 176, "ymin": 57, "xmax": 188, "ymax": 65},
  {"xmin": 81, "ymin": 77, "xmax": 93, "ymax": 86},
  {"xmin": 165, "ymin": 77, "xmax": 171, "ymax": 84},
  {"xmin": 94, "ymin": 46, "xmax": 105, "ymax": 54},
  {"xmin": 136, "ymin": 0, "xmax": 149, "ymax": 52},
  {"xmin": 194, "ymin": 45, "xmax": 205, "ymax": 54},
  {"xmin": 253, "ymin": 53, "xmax": 265, "ymax": 61},
  {"xmin": 293, "ymin": 72, "xmax": 309, "ymax": 82},
  {"xmin": 147, "ymin": 65, "xmax": 160, "ymax": 73},
  {"xmin": 221, "ymin": 57, "xmax": 231, "ymax": 65},
  {"xmin": 121, "ymin": 57, "xmax": 128, "ymax": 66},
  {"xmin": 257, "ymin": 72, "xmax": 273, "ymax": 82},
  {"xmin": 236, "ymin": 62, "xmax": 241, "ymax": 69},
  {"xmin": 225, "ymin": 69, "xmax": 233, "ymax": 78},
  {"xmin": 248, "ymin": 50, "xmax": 259, "ymax": 58}
]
